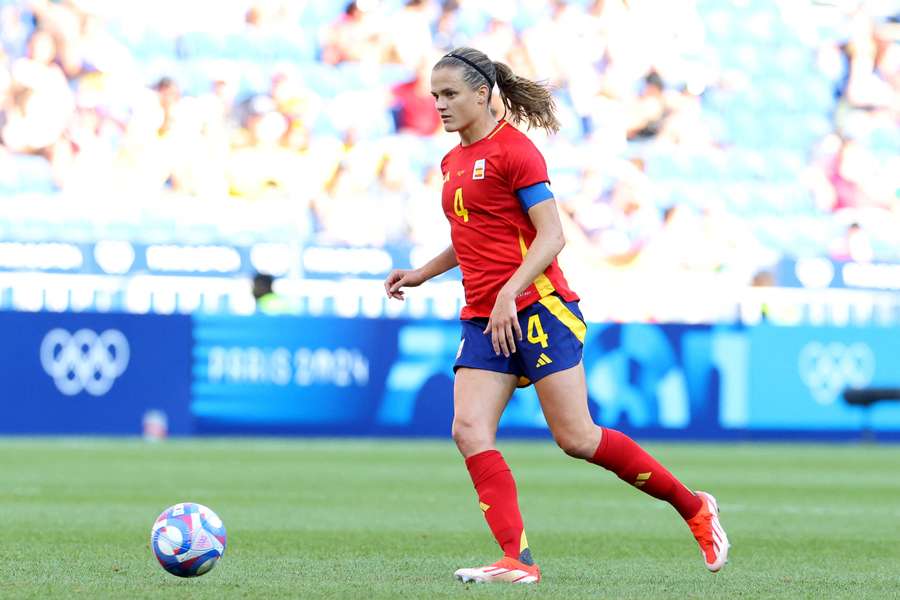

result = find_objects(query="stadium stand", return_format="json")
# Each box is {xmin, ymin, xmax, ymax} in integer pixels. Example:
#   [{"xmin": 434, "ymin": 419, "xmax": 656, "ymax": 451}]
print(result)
[{"xmin": 0, "ymin": 0, "xmax": 898, "ymax": 322}]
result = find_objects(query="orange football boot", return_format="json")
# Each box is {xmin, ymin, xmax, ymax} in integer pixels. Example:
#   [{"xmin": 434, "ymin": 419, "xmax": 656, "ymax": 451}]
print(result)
[
  {"xmin": 686, "ymin": 491, "xmax": 730, "ymax": 572},
  {"xmin": 454, "ymin": 556, "xmax": 541, "ymax": 584}
]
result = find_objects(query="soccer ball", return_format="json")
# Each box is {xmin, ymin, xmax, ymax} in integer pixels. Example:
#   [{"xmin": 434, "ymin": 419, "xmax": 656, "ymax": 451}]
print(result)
[{"xmin": 150, "ymin": 502, "xmax": 227, "ymax": 577}]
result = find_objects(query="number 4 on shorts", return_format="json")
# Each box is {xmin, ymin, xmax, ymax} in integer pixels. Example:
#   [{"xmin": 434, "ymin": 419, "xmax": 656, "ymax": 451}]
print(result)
[{"xmin": 527, "ymin": 314, "xmax": 548, "ymax": 348}]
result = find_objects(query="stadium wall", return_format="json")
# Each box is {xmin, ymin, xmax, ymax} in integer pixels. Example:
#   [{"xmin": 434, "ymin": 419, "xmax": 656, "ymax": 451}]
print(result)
[{"xmin": 3, "ymin": 311, "xmax": 899, "ymax": 440}]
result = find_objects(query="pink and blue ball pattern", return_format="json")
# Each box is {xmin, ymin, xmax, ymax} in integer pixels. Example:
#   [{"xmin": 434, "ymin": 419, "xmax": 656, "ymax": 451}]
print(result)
[{"xmin": 151, "ymin": 502, "xmax": 227, "ymax": 577}]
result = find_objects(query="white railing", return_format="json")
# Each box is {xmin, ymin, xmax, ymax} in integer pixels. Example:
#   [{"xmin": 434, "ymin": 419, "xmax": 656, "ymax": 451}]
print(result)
[{"xmin": 1, "ymin": 271, "xmax": 898, "ymax": 326}]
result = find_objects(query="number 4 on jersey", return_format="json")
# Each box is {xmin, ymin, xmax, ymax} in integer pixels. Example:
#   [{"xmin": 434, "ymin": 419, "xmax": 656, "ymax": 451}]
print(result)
[{"xmin": 454, "ymin": 187, "xmax": 469, "ymax": 222}]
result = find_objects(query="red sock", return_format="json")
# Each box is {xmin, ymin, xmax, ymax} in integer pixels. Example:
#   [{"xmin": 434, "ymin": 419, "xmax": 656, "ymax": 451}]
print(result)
[
  {"xmin": 465, "ymin": 449, "xmax": 531, "ymax": 563},
  {"xmin": 588, "ymin": 427, "xmax": 702, "ymax": 520}
]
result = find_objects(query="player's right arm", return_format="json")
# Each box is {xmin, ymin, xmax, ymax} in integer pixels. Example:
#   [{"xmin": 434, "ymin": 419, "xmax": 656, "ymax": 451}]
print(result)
[{"xmin": 384, "ymin": 244, "xmax": 458, "ymax": 300}]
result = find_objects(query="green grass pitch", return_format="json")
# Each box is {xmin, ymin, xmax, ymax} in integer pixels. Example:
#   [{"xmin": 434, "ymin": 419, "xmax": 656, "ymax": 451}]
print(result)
[{"xmin": 1, "ymin": 438, "xmax": 898, "ymax": 599}]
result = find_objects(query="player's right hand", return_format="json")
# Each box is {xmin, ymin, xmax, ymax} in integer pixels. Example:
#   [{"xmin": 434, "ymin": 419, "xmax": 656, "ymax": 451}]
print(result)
[{"xmin": 384, "ymin": 268, "xmax": 426, "ymax": 300}]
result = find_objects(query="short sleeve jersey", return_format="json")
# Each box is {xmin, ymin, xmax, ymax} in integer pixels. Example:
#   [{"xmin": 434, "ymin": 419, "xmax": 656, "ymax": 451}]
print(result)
[{"xmin": 440, "ymin": 120, "xmax": 579, "ymax": 319}]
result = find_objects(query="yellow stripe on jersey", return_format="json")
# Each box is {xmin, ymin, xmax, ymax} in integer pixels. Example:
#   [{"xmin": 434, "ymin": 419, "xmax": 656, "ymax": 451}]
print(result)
[
  {"xmin": 518, "ymin": 232, "xmax": 556, "ymax": 298},
  {"xmin": 538, "ymin": 295, "xmax": 586, "ymax": 343},
  {"xmin": 487, "ymin": 121, "xmax": 507, "ymax": 139}
]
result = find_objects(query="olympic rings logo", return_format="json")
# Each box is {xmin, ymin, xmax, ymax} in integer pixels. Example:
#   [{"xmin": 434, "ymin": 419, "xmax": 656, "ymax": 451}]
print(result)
[
  {"xmin": 40, "ymin": 329, "xmax": 130, "ymax": 396},
  {"xmin": 797, "ymin": 342, "xmax": 875, "ymax": 406}
]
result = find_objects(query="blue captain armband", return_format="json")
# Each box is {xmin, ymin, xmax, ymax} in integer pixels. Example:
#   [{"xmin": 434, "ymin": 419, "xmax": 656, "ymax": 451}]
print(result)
[{"xmin": 516, "ymin": 182, "xmax": 555, "ymax": 212}]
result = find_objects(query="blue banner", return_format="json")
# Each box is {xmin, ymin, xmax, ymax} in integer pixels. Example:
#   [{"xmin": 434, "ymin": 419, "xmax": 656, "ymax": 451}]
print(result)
[
  {"xmin": 192, "ymin": 315, "xmax": 404, "ymax": 433},
  {"xmin": 3, "ymin": 311, "xmax": 899, "ymax": 437},
  {"xmin": 190, "ymin": 317, "xmax": 900, "ymax": 437},
  {"xmin": 776, "ymin": 256, "xmax": 900, "ymax": 291},
  {"xmin": 0, "ymin": 312, "xmax": 192, "ymax": 434},
  {"xmin": 745, "ymin": 324, "xmax": 900, "ymax": 430}
]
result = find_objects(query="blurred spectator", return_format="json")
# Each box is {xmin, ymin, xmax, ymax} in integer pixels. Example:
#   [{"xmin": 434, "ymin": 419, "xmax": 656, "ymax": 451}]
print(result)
[
  {"xmin": 433, "ymin": 5, "xmax": 465, "ymax": 52},
  {"xmin": 655, "ymin": 85, "xmax": 715, "ymax": 148},
  {"xmin": 3, "ymin": 30, "xmax": 74, "ymax": 155},
  {"xmin": 385, "ymin": 0, "xmax": 435, "ymax": 68},
  {"xmin": 627, "ymin": 70, "xmax": 667, "ymax": 140},
  {"xmin": 842, "ymin": 14, "xmax": 900, "ymax": 111},
  {"xmin": 824, "ymin": 136, "xmax": 891, "ymax": 211},
  {"xmin": 153, "ymin": 77, "xmax": 181, "ymax": 136},
  {"xmin": 0, "ymin": 50, "xmax": 10, "ymax": 115},
  {"xmin": 269, "ymin": 68, "xmax": 324, "ymax": 130},
  {"xmin": 557, "ymin": 157, "xmax": 659, "ymax": 267},
  {"xmin": 76, "ymin": 14, "xmax": 133, "ymax": 75},
  {"xmin": 228, "ymin": 96, "xmax": 298, "ymax": 198},
  {"xmin": 471, "ymin": 18, "xmax": 517, "ymax": 65},
  {"xmin": 830, "ymin": 221, "xmax": 875, "ymax": 263},
  {"xmin": 252, "ymin": 272, "xmax": 296, "ymax": 314},
  {"xmin": 407, "ymin": 165, "xmax": 449, "ymax": 247},
  {"xmin": 321, "ymin": 1, "xmax": 386, "ymax": 65},
  {"xmin": 636, "ymin": 202, "xmax": 765, "ymax": 277},
  {"xmin": 829, "ymin": 10, "xmax": 900, "ymax": 226},
  {"xmin": 312, "ymin": 143, "xmax": 412, "ymax": 247},
  {"xmin": 27, "ymin": 0, "xmax": 83, "ymax": 78},
  {"xmin": 391, "ymin": 61, "xmax": 441, "ymax": 135}
]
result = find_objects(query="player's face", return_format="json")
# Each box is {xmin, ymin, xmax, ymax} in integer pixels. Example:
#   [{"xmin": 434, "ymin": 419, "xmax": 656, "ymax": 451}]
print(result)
[{"xmin": 431, "ymin": 67, "xmax": 488, "ymax": 133}]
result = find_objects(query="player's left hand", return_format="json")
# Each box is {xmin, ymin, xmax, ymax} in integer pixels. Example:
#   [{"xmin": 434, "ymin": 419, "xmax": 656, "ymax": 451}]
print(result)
[{"xmin": 484, "ymin": 291, "xmax": 522, "ymax": 357}]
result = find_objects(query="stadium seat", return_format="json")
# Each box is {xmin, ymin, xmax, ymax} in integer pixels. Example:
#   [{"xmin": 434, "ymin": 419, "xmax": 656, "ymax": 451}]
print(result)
[
  {"xmin": 773, "ymin": 45, "xmax": 813, "ymax": 79},
  {"xmin": 100, "ymin": 222, "xmax": 144, "ymax": 242},
  {"xmin": 178, "ymin": 32, "xmax": 227, "ymax": 60},
  {"xmin": 105, "ymin": 25, "xmax": 178, "ymax": 61},
  {"xmin": 7, "ymin": 217, "xmax": 57, "ymax": 242},
  {"xmin": 765, "ymin": 149, "xmax": 806, "ymax": 182},
  {"xmin": 766, "ymin": 80, "xmax": 804, "ymax": 113},
  {"xmin": 644, "ymin": 154, "xmax": 682, "ymax": 181},
  {"xmin": 722, "ymin": 112, "xmax": 767, "ymax": 147},
  {"xmin": 2, "ymin": 156, "xmax": 57, "ymax": 195},
  {"xmin": 702, "ymin": 9, "xmax": 736, "ymax": 43},
  {"xmin": 261, "ymin": 32, "xmax": 317, "ymax": 63},
  {"xmin": 58, "ymin": 219, "xmax": 98, "ymax": 244},
  {"xmin": 693, "ymin": 152, "xmax": 728, "ymax": 182},
  {"xmin": 299, "ymin": 1, "xmax": 350, "ymax": 28},
  {"xmin": 296, "ymin": 63, "xmax": 346, "ymax": 97},
  {"xmin": 869, "ymin": 128, "xmax": 900, "ymax": 153},
  {"xmin": 211, "ymin": 32, "xmax": 318, "ymax": 63}
]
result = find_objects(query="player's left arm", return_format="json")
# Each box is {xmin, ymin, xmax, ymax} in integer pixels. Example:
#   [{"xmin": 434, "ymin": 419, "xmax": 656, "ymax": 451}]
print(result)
[
  {"xmin": 502, "ymin": 198, "xmax": 565, "ymax": 299},
  {"xmin": 485, "ymin": 194, "xmax": 564, "ymax": 357}
]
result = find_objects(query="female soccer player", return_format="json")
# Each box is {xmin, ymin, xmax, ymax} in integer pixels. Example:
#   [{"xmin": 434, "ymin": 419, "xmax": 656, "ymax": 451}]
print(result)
[{"xmin": 383, "ymin": 47, "xmax": 728, "ymax": 584}]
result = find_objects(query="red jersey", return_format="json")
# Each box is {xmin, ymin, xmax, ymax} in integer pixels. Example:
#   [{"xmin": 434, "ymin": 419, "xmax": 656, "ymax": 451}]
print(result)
[{"xmin": 440, "ymin": 120, "xmax": 579, "ymax": 319}]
